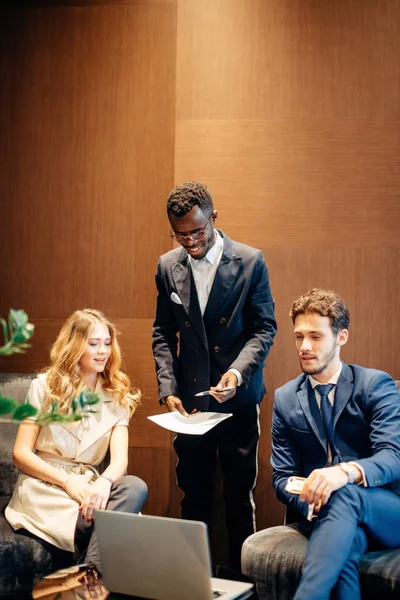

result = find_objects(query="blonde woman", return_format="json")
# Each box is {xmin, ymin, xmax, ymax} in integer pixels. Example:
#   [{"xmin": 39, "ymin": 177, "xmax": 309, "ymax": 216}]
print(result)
[{"xmin": 5, "ymin": 309, "xmax": 147, "ymax": 572}]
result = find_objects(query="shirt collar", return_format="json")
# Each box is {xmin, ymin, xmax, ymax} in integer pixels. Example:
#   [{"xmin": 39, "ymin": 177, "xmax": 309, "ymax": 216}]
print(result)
[
  {"xmin": 189, "ymin": 229, "xmax": 223, "ymax": 269},
  {"xmin": 309, "ymin": 362, "xmax": 343, "ymax": 389}
]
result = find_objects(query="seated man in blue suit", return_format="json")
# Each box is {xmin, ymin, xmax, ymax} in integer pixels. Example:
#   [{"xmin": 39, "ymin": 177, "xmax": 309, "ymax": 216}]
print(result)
[{"xmin": 271, "ymin": 288, "xmax": 400, "ymax": 600}]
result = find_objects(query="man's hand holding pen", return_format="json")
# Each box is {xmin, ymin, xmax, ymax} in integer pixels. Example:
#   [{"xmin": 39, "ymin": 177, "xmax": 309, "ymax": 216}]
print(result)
[
  {"xmin": 209, "ymin": 371, "xmax": 238, "ymax": 402},
  {"xmin": 164, "ymin": 371, "xmax": 238, "ymax": 416}
]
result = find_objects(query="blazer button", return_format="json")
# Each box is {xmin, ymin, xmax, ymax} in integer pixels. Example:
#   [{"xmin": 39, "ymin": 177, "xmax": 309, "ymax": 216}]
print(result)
[
  {"xmin": 214, "ymin": 345, "xmax": 220, "ymax": 352},
  {"xmin": 219, "ymin": 317, "xmax": 227, "ymax": 325},
  {"xmin": 195, "ymin": 349, "xmax": 199, "ymax": 354},
  {"xmin": 185, "ymin": 321, "xmax": 191, "ymax": 328},
  {"xmin": 193, "ymin": 377, "xmax": 197, "ymax": 383}
]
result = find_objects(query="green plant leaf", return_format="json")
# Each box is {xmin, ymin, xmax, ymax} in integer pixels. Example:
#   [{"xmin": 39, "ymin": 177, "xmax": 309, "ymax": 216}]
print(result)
[
  {"xmin": 0, "ymin": 310, "xmax": 34, "ymax": 356},
  {"xmin": 13, "ymin": 404, "xmax": 38, "ymax": 420},
  {"xmin": 9, "ymin": 309, "xmax": 29, "ymax": 328},
  {"xmin": 0, "ymin": 318, "xmax": 8, "ymax": 344},
  {"xmin": 0, "ymin": 397, "xmax": 18, "ymax": 414},
  {"xmin": 0, "ymin": 344, "xmax": 14, "ymax": 356},
  {"xmin": 12, "ymin": 331, "xmax": 30, "ymax": 344},
  {"xmin": 10, "ymin": 347, "xmax": 25, "ymax": 354},
  {"xmin": 36, "ymin": 413, "xmax": 84, "ymax": 426},
  {"xmin": 85, "ymin": 391, "xmax": 99, "ymax": 405},
  {"xmin": 71, "ymin": 414, "xmax": 84, "ymax": 421},
  {"xmin": 79, "ymin": 392, "xmax": 88, "ymax": 408}
]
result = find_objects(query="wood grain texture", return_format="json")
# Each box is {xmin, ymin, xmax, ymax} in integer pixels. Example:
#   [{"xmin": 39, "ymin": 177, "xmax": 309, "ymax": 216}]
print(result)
[
  {"xmin": 0, "ymin": 3, "xmax": 176, "ymax": 318},
  {"xmin": 175, "ymin": 0, "xmax": 400, "ymax": 531},
  {"xmin": 176, "ymin": 120, "xmax": 400, "ymax": 248},
  {"xmin": 113, "ymin": 318, "xmax": 170, "ymax": 449},
  {"xmin": 7, "ymin": 1, "xmax": 176, "ymax": 6},
  {"xmin": 177, "ymin": 0, "xmax": 400, "ymax": 119},
  {"xmin": 128, "ymin": 447, "xmax": 171, "ymax": 516}
]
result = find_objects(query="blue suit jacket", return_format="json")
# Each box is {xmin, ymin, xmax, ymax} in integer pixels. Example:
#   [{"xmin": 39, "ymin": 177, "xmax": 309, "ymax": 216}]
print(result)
[
  {"xmin": 271, "ymin": 363, "xmax": 400, "ymax": 519},
  {"xmin": 152, "ymin": 231, "xmax": 277, "ymax": 413}
]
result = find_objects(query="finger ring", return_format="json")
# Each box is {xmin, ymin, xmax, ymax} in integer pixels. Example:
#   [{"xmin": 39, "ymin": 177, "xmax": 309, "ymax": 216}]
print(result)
[{"xmin": 89, "ymin": 501, "xmax": 96, "ymax": 505}]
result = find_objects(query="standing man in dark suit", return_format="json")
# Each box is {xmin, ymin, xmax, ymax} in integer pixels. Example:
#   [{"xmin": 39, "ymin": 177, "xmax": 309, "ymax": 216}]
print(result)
[
  {"xmin": 271, "ymin": 288, "xmax": 400, "ymax": 600},
  {"xmin": 152, "ymin": 181, "xmax": 277, "ymax": 573}
]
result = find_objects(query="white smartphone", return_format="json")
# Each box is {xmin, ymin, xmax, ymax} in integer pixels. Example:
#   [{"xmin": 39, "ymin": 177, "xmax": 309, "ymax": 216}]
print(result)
[{"xmin": 285, "ymin": 476, "xmax": 306, "ymax": 494}]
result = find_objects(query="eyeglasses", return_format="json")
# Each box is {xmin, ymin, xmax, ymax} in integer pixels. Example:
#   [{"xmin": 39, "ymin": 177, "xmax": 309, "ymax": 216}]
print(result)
[{"xmin": 170, "ymin": 219, "xmax": 211, "ymax": 243}]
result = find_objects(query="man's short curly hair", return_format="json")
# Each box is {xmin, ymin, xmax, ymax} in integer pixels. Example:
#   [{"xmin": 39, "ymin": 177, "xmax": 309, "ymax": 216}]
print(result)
[
  {"xmin": 166, "ymin": 182, "xmax": 214, "ymax": 217},
  {"xmin": 290, "ymin": 288, "xmax": 350, "ymax": 334}
]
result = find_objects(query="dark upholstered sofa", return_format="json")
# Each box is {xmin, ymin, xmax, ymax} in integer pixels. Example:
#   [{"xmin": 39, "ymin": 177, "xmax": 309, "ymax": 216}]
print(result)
[
  {"xmin": 0, "ymin": 374, "xmax": 54, "ymax": 598},
  {"xmin": 241, "ymin": 380, "xmax": 400, "ymax": 599}
]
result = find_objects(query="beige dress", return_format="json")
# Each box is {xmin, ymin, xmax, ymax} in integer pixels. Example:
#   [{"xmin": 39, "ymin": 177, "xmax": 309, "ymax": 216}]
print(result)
[{"xmin": 5, "ymin": 373, "xmax": 129, "ymax": 552}]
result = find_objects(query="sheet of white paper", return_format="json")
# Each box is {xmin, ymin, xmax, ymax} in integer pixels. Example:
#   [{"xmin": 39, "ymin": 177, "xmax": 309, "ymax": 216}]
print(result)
[{"xmin": 147, "ymin": 411, "xmax": 232, "ymax": 435}]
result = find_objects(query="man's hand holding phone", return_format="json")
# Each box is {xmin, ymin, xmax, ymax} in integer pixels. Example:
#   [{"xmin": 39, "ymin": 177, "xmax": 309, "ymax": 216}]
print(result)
[{"xmin": 285, "ymin": 476, "xmax": 307, "ymax": 495}]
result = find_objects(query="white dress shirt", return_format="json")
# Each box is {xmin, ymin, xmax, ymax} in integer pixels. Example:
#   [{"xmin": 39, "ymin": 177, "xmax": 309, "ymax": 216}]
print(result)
[
  {"xmin": 188, "ymin": 230, "xmax": 242, "ymax": 386},
  {"xmin": 309, "ymin": 364, "xmax": 342, "ymax": 411},
  {"xmin": 188, "ymin": 230, "xmax": 224, "ymax": 315}
]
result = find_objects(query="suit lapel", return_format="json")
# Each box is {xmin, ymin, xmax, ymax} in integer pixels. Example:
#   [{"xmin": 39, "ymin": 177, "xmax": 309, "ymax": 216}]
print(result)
[
  {"xmin": 333, "ymin": 363, "xmax": 353, "ymax": 430},
  {"xmin": 171, "ymin": 254, "xmax": 191, "ymax": 315},
  {"xmin": 204, "ymin": 257, "xmax": 242, "ymax": 323},
  {"xmin": 171, "ymin": 252, "xmax": 207, "ymax": 347},
  {"xmin": 203, "ymin": 234, "xmax": 242, "ymax": 323},
  {"xmin": 297, "ymin": 378, "xmax": 328, "ymax": 454}
]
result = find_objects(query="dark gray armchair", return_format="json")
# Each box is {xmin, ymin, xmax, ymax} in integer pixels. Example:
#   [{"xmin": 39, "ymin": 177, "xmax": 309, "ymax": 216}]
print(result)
[
  {"xmin": 0, "ymin": 374, "xmax": 54, "ymax": 598},
  {"xmin": 241, "ymin": 380, "xmax": 400, "ymax": 599}
]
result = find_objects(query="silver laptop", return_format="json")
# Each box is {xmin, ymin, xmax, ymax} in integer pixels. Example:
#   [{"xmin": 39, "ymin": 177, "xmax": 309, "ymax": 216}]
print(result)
[{"xmin": 95, "ymin": 511, "xmax": 254, "ymax": 600}]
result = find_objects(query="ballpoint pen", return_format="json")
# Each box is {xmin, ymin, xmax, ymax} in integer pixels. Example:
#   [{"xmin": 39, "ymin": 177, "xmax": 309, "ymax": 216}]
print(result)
[{"xmin": 195, "ymin": 386, "xmax": 234, "ymax": 396}]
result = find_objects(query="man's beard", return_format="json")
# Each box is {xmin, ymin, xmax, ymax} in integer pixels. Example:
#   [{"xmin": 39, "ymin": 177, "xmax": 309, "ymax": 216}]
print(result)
[{"xmin": 299, "ymin": 343, "xmax": 337, "ymax": 376}]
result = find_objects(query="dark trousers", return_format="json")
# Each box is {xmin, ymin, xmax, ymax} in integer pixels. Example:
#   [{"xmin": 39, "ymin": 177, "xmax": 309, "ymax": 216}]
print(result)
[
  {"xmin": 294, "ymin": 485, "xmax": 400, "ymax": 600},
  {"xmin": 174, "ymin": 405, "xmax": 260, "ymax": 572},
  {"xmin": 75, "ymin": 475, "xmax": 148, "ymax": 571}
]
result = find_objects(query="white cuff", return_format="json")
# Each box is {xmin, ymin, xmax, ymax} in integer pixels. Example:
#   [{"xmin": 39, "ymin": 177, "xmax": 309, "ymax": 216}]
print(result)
[{"xmin": 229, "ymin": 369, "xmax": 243, "ymax": 386}]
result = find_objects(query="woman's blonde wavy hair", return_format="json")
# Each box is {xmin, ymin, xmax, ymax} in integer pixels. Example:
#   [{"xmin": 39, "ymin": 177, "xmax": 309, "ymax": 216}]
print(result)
[{"xmin": 43, "ymin": 309, "xmax": 140, "ymax": 417}]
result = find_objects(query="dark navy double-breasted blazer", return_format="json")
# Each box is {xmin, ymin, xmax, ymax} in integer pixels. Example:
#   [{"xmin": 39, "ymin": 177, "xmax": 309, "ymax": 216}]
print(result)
[{"xmin": 152, "ymin": 230, "xmax": 277, "ymax": 413}]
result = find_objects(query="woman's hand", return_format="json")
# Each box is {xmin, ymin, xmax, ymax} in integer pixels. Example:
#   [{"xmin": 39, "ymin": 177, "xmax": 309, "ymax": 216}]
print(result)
[
  {"xmin": 80, "ymin": 476, "xmax": 112, "ymax": 522},
  {"xmin": 63, "ymin": 472, "xmax": 94, "ymax": 504}
]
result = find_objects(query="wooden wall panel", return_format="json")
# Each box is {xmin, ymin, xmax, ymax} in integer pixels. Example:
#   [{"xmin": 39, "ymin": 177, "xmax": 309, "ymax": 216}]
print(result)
[
  {"xmin": 176, "ymin": 0, "xmax": 400, "ymax": 533},
  {"xmin": 0, "ymin": 1, "xmax": 176, "ymax": 528},
  {"xmin": 176, "ymin": 120, "xmax": 400, "ymax": 248},
  {"xmin": 177, "ymin": 0, "xmax": 400, "ymax": 119},
  {"xmin": 128, "ymin": 447, "xmax": 171, "ymax": 516},
  {"xmin": 0, "ymin": 3, "xmax": 176, "ymax": 318}
]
